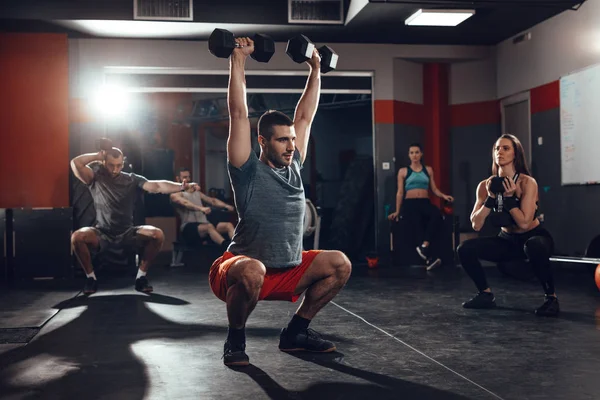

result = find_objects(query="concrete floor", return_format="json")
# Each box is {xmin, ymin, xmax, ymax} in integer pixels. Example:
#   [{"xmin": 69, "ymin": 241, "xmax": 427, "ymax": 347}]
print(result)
[{"xmin": 1, "ymin": 255, "xmax": 599, "ymax": 400}]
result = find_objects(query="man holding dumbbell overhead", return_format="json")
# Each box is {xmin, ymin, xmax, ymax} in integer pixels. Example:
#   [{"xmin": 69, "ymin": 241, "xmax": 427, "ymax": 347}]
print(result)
[
  {"xmin": 70, "ymin": 139, "xmax": 200, "ymax": 295},
  {"xmin": 208, "ymin": 35, "xmax": 352, "ymax": 367}
]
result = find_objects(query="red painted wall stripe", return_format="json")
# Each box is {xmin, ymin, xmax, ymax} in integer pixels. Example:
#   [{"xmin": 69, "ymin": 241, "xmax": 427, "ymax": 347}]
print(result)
[
  {"xmin": 374, "ymin": 100, "xmax": 425, "ymax": 126},
  {"xmin": 0, "ymin": 33, "xmax": 69, "ymax": 208},
  {"xmin": 530, "ymin": 81, "xmax": 559, "ymax": 114},
  {"xmin": 450, "ymin": 100, "xmax": 501, "ymax": 127},
  {"xmin": 375, "ymin": 99, "xmax": 501, "ymax": 127},
  {"xmin": 374, "ymin": 100, "xmax": 395, "ymax": 124},
  {"xmin": 423, "ymin": 63, "xmax": 450, "ymax": 208}
]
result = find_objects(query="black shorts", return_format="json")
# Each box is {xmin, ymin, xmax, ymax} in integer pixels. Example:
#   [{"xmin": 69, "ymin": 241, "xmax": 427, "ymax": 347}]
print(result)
[
  {"xmin": 181, "ymin": 222, "xmax": 209, "ymax": 246},
  {"xmin": 91, "ymin": 226, "xmax": 141, "ymax": 252}
]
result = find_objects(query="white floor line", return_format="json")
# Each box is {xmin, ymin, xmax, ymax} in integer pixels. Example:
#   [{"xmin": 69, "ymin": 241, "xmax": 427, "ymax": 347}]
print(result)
[{"xmin": 331, "ymin": 301, "xmax": 505, "ymax": 400}]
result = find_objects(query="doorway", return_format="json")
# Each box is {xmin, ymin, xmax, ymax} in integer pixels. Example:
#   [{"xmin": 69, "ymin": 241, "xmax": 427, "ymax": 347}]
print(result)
[{"xmin": 501, "ymin": 92, "xmax": 532, "ymax": 168}]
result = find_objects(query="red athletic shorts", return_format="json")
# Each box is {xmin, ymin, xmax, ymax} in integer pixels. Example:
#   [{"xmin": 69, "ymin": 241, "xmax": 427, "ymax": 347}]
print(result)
[{"xmin": 209, "ymin": 250, "xmax": 322, "ymax": 303}]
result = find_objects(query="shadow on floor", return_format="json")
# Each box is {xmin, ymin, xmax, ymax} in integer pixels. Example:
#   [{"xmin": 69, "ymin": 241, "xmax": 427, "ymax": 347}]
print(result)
[
  {"xmin": 232, "ymin": 352, "xmax": 476, "ymax": 400},
  {"xmin": 0, "ymin": 292, "xmax": 277, "ymax": 399}
]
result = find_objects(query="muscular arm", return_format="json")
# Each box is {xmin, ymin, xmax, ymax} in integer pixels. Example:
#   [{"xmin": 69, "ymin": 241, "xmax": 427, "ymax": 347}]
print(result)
[
  {"xmin": 143, "ymin": 180, "xmax": 183, "ymax": 194},
  {"xmin": 227, "ymin": 50, "xmax": 252, "ymax": 169},
  {"xmin": 294, "ymin": 66, "xmax": 321, "ymax": 164},
  {"xmin": 508, "ymin": 178, "xmax": 538, "ymax": 230},
  {"xmin": 169, "ymin": 192, "xmax": 206, "ymax": 212},
  {"xmin": 200, "ymin": 193, "xmax": 233, "ymax": 210},
  {"xmin": 427, "ymin": 167, "xmax": 447, "ymax": 198},
  {"xmin": 70, "ymin": 152, "xmax": 103, "ymax": 185},
  {"xmin": 471, "ymin": 181, "xmax": 492, "ymax": 231}
]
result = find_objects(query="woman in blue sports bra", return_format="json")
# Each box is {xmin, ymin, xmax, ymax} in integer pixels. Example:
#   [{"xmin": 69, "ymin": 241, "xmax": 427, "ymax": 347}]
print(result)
[
  {"xmin": 458, "ymin": 134, "xmax": 559, "ymax": 317},
  {"xmin": 387, "ymin": 142, "xmax": 454, "ymax": 270}
]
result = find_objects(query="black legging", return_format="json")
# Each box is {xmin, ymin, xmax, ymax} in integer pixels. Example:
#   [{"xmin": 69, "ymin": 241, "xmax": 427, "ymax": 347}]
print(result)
[
  {"xmin": 401, "ymin": 198, "xmax": 441, "ymax": 244},
  {"xmin": 457, "ymin": 225, "xmax": 555, "ymax": 295}
]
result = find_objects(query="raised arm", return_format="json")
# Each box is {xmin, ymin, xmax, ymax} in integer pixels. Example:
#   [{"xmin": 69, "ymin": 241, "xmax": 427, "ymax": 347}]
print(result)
[
  {"xmin": 70, "ymin": 151, "xmax": 104, "ymax": 185},
  {"xmin": 294, "ymin": 48, "xmax": 321, "ymax": 164},
  {"xmin": 143, "ymin": 180, "xmax": 196, "ymax": 194},
  {"xmin": 170, "ymin": 192, "xmax": 210, "ymax": 213},
  {"xmin": 198, "ymin": 192, "xmax": 233, "ymax": 211},
  {"xmin": 227, "ymin": 37, "xmax": 254, "ymax": 169}
]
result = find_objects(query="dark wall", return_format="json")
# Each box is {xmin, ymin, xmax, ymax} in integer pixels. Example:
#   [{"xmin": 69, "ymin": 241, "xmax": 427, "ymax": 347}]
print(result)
[
  {"xmin": 531, "ymin": 109, "xmax": 600, "ymax": 255},
  {"xmin": 450, "ymin": 124, "xmax": 500, "ymax": 230},
  {"xmin": 394, "ymin": 125, "xmax": 425, "ymax": 168},
  {"xmin": 309, "ymin": 103, "xmax": 374, "ymax": 185}
]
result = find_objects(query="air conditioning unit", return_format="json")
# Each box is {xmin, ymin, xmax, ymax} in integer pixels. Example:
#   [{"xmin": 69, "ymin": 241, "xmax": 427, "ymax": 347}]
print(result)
[
  {"xmin": 288, "ymin": 0, "xmax": 344, "ymax": 24},
  {"xmin": 134, "ymin": 0, "xmax": 193, "ymax": 21}
]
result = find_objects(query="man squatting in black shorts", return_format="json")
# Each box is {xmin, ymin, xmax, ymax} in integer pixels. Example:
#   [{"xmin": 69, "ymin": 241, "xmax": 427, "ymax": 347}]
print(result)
[
  {"xmin": 70, "ymin": 145, "xmax": 199, "ymax": 295},
  {"xmin": 170, "ymin": 167, "xmax": 235, "ymax": 250}
]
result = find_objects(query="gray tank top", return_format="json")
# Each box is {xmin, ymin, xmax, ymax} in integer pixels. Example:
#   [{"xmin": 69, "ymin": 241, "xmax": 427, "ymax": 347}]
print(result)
[
  {"xmin": 227, "ymin": 149, "xmax": 305, "ymax": 268},
  {"xmin": 176, "ymin": 191, "xmax": 208, "ymax": 229}
]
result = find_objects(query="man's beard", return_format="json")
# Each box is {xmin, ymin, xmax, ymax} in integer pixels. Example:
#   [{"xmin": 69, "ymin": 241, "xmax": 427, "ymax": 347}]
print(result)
[{"xmin": 267, "ymin": 150, "xmax": 290, "ymax": 168}]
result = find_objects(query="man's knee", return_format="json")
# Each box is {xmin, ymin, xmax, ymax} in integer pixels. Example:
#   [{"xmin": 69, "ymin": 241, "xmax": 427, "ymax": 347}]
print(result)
[
  {"xmin": 329, "ymin": 251, "xmax": 352, "ymax": 281},
  {"xmin": 71, "ymin": 228, "xmax": 96, "ymax": 247},
  {"xmin": 228, "ymin": 259, "xmax": 266, "ymax": 293},
  {"xmin": 141, "ymin": 226, "xmax": 164, "ymax": 243}
]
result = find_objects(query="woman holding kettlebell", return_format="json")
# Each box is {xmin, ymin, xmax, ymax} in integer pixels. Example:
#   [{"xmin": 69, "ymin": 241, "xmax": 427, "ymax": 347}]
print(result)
[{"xmin": 458, "ymin": 134, "xmax": 559, "ymax": 317}]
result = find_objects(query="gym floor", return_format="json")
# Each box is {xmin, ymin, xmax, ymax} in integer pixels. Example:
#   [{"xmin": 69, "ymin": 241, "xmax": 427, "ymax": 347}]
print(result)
[{"xmin": 1, "ymin": 256, "xmax": 599, "ymax": 400}]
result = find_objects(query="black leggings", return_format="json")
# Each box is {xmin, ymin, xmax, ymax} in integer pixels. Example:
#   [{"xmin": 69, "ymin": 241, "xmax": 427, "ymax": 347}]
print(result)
[
  {"xmin": 457, "ymin": 225, "xmax": 555, "ymax": 295},
  {"xmin": 401, "ymin": 198, "xmax": 441, "ymax": 244}
]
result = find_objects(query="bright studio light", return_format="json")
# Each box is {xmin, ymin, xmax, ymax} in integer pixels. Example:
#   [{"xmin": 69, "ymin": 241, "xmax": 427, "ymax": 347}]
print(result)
[
  {"xmin": 91, "ymin": 84, "xmax": 130, "ymax": 118},
  {"xmin": 405, "ymin": 9, "xmax": 475, "ymax": 26}
]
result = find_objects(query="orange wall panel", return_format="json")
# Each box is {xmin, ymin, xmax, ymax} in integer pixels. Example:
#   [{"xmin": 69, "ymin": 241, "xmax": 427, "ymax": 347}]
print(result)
[{"xmin": 0, "ymin": 33, "xmax": 69, "ymax": 208}]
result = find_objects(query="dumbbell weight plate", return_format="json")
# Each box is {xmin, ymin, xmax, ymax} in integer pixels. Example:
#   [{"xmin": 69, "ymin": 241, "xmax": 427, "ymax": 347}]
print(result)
[
  {"xmin": 251, "ymin": 33, "xmax": 275, "ymax": 63},
  {"xmin": 209, "ymin": 29, "xmax": 275, "ymax": 63},
  {"xmin": 318, "ymin": 45, "xmax": 338, "ymax": 74},
  {"xmin": 208, "ymin": 28, "xmax": 236, "ymax": 59},
  {"xmin": 286, "ymin": 34, "xmax": 315, "ymax": 64}
]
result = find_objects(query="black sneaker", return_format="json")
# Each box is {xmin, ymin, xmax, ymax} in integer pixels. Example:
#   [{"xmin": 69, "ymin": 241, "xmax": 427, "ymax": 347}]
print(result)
[
  {"xmin": 278, "ymin": 328, "xmax": 336, "ymax": 353},
  {"xmin": 135, "ymin": 276, "xmax": 153, "ymax": 293},
  {"xmin": 426, "ymin": 257, "xmax": 442, "ymax": 271},
  {"xmin": 462, "ymin": 291, "xmax": 497, "ymax": 309},
  {"xmin": 416, "ymin": 245, "xmax": 430, "ymax": 261},
  {"xmin": 83, "ymin": 278, "xmax": 97, "ymax": 294},
  {"xmin": 535, "ymin": 295, "xmax": 560, "ymax": 317},
  {"xmin": 223, "ymin": 340, "xmax": 249, "ymax": 366}
]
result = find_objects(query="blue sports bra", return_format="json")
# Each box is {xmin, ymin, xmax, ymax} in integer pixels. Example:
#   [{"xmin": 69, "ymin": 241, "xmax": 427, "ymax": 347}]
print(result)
[{"xmin": 404, "ymin": 166, "xmax": 430, "ymax": 191}]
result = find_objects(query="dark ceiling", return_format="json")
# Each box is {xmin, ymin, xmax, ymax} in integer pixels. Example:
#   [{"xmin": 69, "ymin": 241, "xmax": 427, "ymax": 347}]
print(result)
[{"xmin": 0, "ymin": 0, "xmax": 587, "ymax": 45}]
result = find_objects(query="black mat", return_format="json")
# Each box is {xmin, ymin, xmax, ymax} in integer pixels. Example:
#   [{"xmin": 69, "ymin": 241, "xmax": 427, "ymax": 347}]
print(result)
[{"xmin": 0, "ymin": 327, "xmax": 40, "ymax": 344}]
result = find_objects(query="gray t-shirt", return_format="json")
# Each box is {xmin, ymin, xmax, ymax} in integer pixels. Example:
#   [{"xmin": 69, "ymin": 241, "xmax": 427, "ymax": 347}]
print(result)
[
  {"xmin": 227, "ymin": 149, "xmax": 305, "ymax": 268},
  {"xmin": 175, "ymin": 191, "xmax": 208, "ymax": 229},
  {"xmin": 88, "ymin": 164, "xmax": 148, "ymax": 235}
]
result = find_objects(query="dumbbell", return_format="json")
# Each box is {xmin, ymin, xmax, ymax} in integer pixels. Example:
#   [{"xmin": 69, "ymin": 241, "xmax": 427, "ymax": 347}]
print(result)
[
  {"xmin": 285, "ymin": 34, "xmax": 338, "ymax": 74},
  {"xmin": 208, "ymin": 28, "xmax": 275, "ymax": 63},
  {"xmin": 95, "ymin": 137, "xmax": 113, "ymax": 152}
]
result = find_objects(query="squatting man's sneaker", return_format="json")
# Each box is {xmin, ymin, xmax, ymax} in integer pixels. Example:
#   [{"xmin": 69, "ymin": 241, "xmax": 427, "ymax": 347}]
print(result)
[
  {"xmin": 223, "ymin": 340, "xmax": 250, "ymax": 367},
  {"xmin": 278, "ymin": 328, "xmax": 337, "ymax": 353}
]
